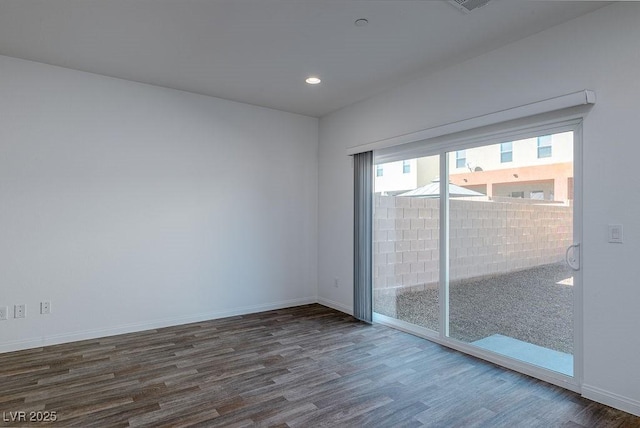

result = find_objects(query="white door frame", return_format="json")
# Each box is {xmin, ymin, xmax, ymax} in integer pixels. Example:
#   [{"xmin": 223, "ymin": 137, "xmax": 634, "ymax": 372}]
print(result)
[{"xmin": 373, "ymin": 117, "xmax": 584, "ymax": 393}]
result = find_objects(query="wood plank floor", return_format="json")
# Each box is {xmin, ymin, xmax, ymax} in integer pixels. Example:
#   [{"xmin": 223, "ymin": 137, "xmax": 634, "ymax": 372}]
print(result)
[{"xmin": 1, "ymin": 304, "xmax": 639, "ymax": 427}]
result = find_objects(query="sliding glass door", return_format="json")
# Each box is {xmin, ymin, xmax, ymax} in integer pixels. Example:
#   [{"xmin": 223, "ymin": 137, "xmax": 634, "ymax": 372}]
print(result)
[
  {"xmin": 446, "ymin": 132, "xmax": 575, "ymax": 376},
  {"xmin": 373, "ymin": 125, "xmax": 580, "ymax": 383},
  {"xmin": 373, "ymin": 155, "xmax": 440, "ymax": 332}
]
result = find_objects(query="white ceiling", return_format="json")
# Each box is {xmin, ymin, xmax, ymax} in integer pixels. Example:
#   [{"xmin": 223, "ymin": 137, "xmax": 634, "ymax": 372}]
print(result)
[{"xmin": 0, "ymin": 1, "xmax": 611, "ymax": 117}]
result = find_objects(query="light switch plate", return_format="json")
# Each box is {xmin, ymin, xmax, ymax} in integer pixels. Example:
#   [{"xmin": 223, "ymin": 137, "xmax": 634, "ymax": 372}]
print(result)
[{"xmin": 608, "ymin": 224, "xmax": 623, "ymax": 243}]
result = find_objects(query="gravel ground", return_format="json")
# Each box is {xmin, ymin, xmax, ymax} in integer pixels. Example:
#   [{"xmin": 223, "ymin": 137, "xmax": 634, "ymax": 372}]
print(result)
[{"xmin": 374, "ymin": 262, "xmax": 574, "ymax": 354}]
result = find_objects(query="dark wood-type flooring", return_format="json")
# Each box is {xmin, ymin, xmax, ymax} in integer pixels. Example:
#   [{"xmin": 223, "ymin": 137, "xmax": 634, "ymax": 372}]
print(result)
[{"xmin": 1, "ymin": 304, "xmax": 639, "ymax": 427}]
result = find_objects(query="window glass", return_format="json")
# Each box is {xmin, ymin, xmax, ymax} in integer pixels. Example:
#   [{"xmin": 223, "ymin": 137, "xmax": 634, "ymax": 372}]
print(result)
[
  {"xmin": 500, "ymin": 142, "xmax": 513, "ymax": 163},
  {"xmin": 455, "ymin": 150, "xmax": 466, "ymax": 168},
  {"xmin": 537, "ymin": 135, "xmax": 552, "ymax": 158}
]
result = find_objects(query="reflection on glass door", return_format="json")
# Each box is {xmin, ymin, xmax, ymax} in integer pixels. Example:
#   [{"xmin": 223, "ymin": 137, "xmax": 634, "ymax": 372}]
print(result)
[
  {"xmin": 373, "ymin": 155, "xmax": 440, "ymax": 331},
  {"xmin": 446, "ymin": 131, "xmax": 575, "ymax": 376}
]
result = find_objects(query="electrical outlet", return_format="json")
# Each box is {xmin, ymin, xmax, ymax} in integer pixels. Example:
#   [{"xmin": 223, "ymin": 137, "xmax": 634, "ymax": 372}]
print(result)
[
  {"xmin": 0, "ymin": 306, "xmax": 8, "ymax": 321},
  {"xmin": 14, "ymin": 304, "xmax": 26, "ymax": 319},
  {"xmin": 334, "ymin": 278, "xmax": 339, "ymax": 288},
  {"xmin": 41, "ymin": 301, "xmax": 51, "ymax": 315}
]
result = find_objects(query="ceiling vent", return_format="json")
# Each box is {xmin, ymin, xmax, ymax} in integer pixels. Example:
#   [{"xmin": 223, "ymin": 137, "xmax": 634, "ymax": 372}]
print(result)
[{"xmin": 448, "ymin": 0, "xmax": 492, "ymax": 13}]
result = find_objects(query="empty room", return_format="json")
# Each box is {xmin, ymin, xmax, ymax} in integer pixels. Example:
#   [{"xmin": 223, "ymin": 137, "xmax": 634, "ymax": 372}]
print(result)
[{"xmin": 1, "ymin": 1, "xmax": 639, "ymax": 426}]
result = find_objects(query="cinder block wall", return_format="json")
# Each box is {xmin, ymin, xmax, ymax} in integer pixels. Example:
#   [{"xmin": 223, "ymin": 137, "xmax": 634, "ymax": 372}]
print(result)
[{"xmin": 374, "ymin": 195, "xmax": 573, "ymax": 292}]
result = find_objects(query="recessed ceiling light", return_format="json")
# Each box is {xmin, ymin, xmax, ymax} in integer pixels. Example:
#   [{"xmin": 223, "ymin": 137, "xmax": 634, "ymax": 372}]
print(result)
[
  {"xmin": 305, "ymin": 76, "xmax": 321, "ymax": 85},
  {"xmin": 354, "ymin": 18, "xmax": 368, "ymax": 27}
]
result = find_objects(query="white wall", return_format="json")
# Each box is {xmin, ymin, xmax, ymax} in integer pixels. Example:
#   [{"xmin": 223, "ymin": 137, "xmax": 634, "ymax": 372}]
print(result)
[
  {"xmin": 318, "ymin": 3, "xmax": 640, "ymax": 416},
  {"xmin": 0, "ymin": 55, "xmax": 318, "ymax": 351}
]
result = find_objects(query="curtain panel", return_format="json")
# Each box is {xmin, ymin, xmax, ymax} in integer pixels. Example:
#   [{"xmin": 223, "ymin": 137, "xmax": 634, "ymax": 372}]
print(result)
[{"xmin": 353, "ymin": 151, "xmax": 373, "ymax": 323}]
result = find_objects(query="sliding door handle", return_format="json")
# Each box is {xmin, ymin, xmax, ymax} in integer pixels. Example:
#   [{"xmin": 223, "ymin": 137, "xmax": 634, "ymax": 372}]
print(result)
[{"xmin": 565, "ymin": 243, "xmax": 580, "ymax": 271}]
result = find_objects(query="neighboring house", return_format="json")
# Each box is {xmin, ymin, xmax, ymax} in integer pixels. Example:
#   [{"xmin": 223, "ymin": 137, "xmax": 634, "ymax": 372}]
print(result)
[
  {"xmin": 374, "ymin": 158, "xmax": 418, "ymax": 194},
  {"xmin": 449, "ymin": 132, "xmax": 573, "ymax": 203},
  {"xmin": 376, "ymin": 132, "xmax": 573, "ymax": 203},
  {"xmin": 375, "ymin": 156, "xmax": 438, "ymax": 194}
]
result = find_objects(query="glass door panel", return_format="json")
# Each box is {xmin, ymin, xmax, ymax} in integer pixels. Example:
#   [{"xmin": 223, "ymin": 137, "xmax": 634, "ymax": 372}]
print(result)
[
  {"xmin": 373, "ymin": 155, "xmax": 440, "ymax": 331},
  {"xmin": 446, "ymin": 131, "xmax": 575, "ymax": 376}
]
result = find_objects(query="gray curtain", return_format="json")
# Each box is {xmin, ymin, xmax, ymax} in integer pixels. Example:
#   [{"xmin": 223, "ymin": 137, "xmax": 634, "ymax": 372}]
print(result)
[{"xmin": 353, "ymin": 151, "xmax": 373, "ymax": 323}]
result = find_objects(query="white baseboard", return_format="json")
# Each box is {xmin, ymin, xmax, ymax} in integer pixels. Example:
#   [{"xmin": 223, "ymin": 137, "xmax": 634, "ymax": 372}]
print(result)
[
  {"xmin": 0, "ymin": 296, "xmax": 317, "ymax": 354},
  {"xmin": 316, "ymin": 297, "xmax": 352, "ymax": 315},
  {"xmin": 582, "ymin": 384, "xmax": 640, "ymax": 417}
]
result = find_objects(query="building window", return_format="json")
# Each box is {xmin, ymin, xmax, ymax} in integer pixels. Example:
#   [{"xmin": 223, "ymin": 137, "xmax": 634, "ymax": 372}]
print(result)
[
  {"xmin": 537, "ymin": 135, "xmax": 552, "ymax": 158},
  {"xmin": 530, "ymin": 190, "xmax": 544, "ymax": 200},
  {"xmin": 568, "ymin": 177, "xmax": 574, "ymax": 200},
  {"xmin": 376, "ymin": 165, "xmax": 383, "ymax": 177},
  {"xmin": 455, "ymin": 150, "xmax": 466, "ymax": 168},
  {"xmin": 402, "ymin": 160, "xmax": 410, "ymax": 174},
  {"xmin": 500, "ymin": 142, "xmax": 513, "ymax": 163},
  {"xmin": 510, "ymin": 191, "xmax": 524, "ymax": 198}
]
